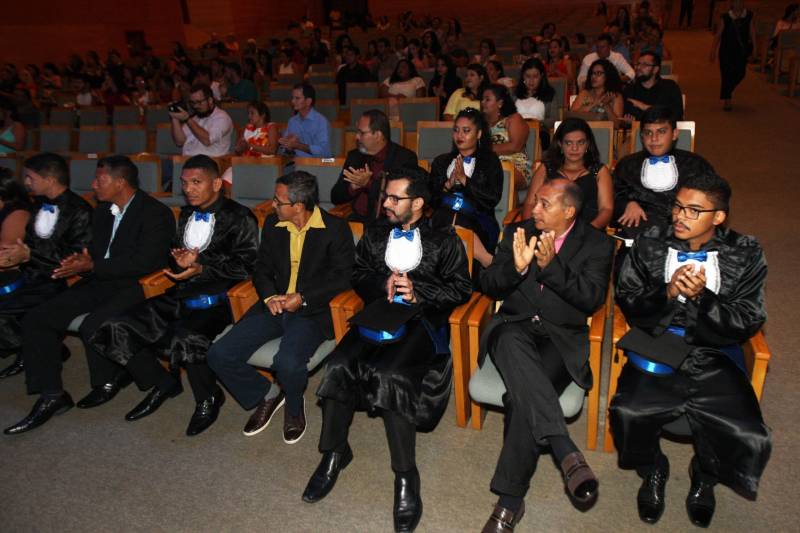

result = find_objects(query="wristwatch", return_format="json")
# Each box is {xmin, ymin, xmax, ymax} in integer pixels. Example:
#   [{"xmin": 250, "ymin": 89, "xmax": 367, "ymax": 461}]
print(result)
[{"xmin": 300, "ymin": 294, "xmax": 308, "ymax": 308}]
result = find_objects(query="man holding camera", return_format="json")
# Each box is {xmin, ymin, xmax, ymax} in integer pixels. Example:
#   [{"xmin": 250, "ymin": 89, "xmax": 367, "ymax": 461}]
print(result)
[{"xmin": 169, "ymin": 83, "xmax": 233, "ymax": 158}]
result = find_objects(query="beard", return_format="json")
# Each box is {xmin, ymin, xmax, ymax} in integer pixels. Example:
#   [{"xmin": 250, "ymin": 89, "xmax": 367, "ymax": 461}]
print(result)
[{"xmin": 194, "ymin": 106, "xmax": 213, "ymax": 118}]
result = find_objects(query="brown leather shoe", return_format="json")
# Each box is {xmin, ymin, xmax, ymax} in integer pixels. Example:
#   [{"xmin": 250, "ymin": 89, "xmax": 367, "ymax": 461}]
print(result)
[
  {"xmin": 243, "ymin": 391, "xmax": 285, "ymax": 437},
  {"xmin": 560, "ymin": 451, "xmax": 599, "ymax": 504},
  {"xmin": 283, "ymin": 396, "xmax": 306, "ymax": 444},
  {"xmin": 481, "ymin": 502, "xmax": 525, "ymax": 533}
]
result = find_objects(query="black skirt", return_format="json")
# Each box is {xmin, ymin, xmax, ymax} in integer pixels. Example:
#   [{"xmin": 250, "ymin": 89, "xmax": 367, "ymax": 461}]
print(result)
[
  {"xmin": 89, "ymin": 288, "xmax": 232, "ymax": 366},
  {"xmin": 316, "ymin": 320, "xmax": 452, "ymax": 432}
]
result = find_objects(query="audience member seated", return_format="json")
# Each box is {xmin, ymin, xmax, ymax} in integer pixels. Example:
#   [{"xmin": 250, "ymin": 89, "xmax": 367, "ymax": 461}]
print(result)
[
  {"xmin": 278, "ymin": 83, "xmax": 332, "ymax": 159},
  {"xmin": 220, "ymin": 101, "xmax": 279, "ymax": 189},
  {"xmin": 380, "ymin": 59, "xmax": 427, "ymax": 118},
  {"xmin": 407, "ymin": 39, "xmax": 429, "ymax": 71},
  {"xmin": 444, "ymin": 63, "xmax": 488, "ymax": 121},
  {"xmin": 607, "ymin": 21, "xmax": 632, "ymax": 62},
  {"xmin": 86, "ymin": 155, "xmax": 258, "ymax": 436},
  {"xmin": 577, "ymin": 33, "xmax": 635, "ymax": 86},
  {"xmin": 170, "ymin": 83, "xmax": 234, "ymax": 158},
  {"xmin": 0, "ymin": 154, "xmax": 91, "ymax": 379},
  {"xmin": 624, "ymin": 52, "xmax": 684, "ymax": 121},
  {"xmin": 335, "ymin": 46, "xmax": 376, "ymax": 105},
  {"xmin": 430, "ymin": 107, "xmax": 502, "ymax": 276},
  {"xmin": 770, "ymin": 3, "xmax": 800, "ymax": 50},
  {"xmin": 474, "ymin": 38, "xmax": 499, "ymax": 65},
  {"xmin": 486, "ymin": 60, "xmax": 514, "ymax": 89},
  {"xmin": 610, "ymin": 172, "xmax": 771, "ymax": 528},
  {"xmin": 545, "ymin": 38, "xmax": 574, "ymax": 82},
  {"xmin": 479, "ymin": 178, "xmax": 614, "ymax": 531},
  {"xmin": 223, "ymin": 62, "xmax": 257, "ymax": 103},
  {"xmin": 428, "ymin": 55, "xmax": 462, "ymax": 120},
  {"xmin": 515, "ymin": 58, "xmax": 559, "ymax": 126},
  {"xmin": 613, "ymin": 106, "xmax": 714, "ymax": 239},
  {"xmin": 613, "ymin": 5, "xmax": 633, "ymax": 36},
  {"xmin": 375, "ymin": 38, "xmax": 399, "ymax": 82},
  {"xmin": 522, "ymin": 118, "xmax": 614, "ymax": 230},
  {"xmin": 208, "ymin": 171, "xmax": 354, "ymax": 444},
  {"xmin": 515, "ymin": 36, "xmax": 537, "ymax": 66},
  {"xmin": 4, "ymin": 155, "xmax": 175, "ymax": 435},
  {"xmin": 274, "ymin": 49, "xmax": 302, "ymax": 78},
  {"xmin": 570, "ymin": 59, "xmax": 624, "ymax": 123},
  {"xmin": 0, "ymin": 103, "xmax": 25, "ymax": 154},
  {"xmin": 632, "ymin": 0, "xmax": 657, "ymax": 41},
  {"xmin": 482, "ymin": 84, "xmax": 531, "ymax": 183},
  {"xmin": 302, "ymin": 168, "xmax": 472, "ymax": 533},
  {"xmin": 73, "ymin": 76, "xmax": 100, "ymax": 107},
  {"xmin": 330, "ymin": 109, "xmax": 418, "ymax": 222},
  {"xmin": 450, "ymin": 48, "xmax": 471, "ymax": 68},
  {"xmin": 421, "ymin": 30, "xmax": 442, "ymax": 66},
  {"xmin": 535, "ymin": 22, "xmax": 561, "ymax": 56},
  {"xmin": 636, "ymin": 23, "xmax": 671, "ymax": 61}
]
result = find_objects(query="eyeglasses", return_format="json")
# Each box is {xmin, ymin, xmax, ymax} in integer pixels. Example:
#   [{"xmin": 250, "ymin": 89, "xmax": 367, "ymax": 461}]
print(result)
[
  {"xmin": 272, "ymin": 196, "xmax": 295, "ymax": 207},
  {"xmin": 355, "ymin": 129, "xmax": 373, "ymax": 136},
  {"xmin": 636, "ymin": 62, "xmax": 656, "ymax": 68},
  {"xmin": 189, "ymin": 99, "xmax": 207, "ymax": 105},
  {"xmin": 672, "ymin": 202, "xmax": 717, "ymax": 220},
  {"xmin": 590, "ymin": 70, "xmax": 605, "ymax": 77},
  {"xmin": 384, "ymin": 194, "xmax": 414, "ymax": 205}
]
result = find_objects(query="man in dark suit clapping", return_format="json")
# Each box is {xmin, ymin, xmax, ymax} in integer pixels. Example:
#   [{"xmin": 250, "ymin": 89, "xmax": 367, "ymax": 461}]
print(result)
[
  {"xmin": 208, "ymin": 171, "xmax": 354, "ymax": 444},
  {"xmin": 4, "ymin": 155, "xmax": 175, "ymax": 435},
  {"xmin": 478, "ymin": 179, "xmax": 614, "ymax": 532}
]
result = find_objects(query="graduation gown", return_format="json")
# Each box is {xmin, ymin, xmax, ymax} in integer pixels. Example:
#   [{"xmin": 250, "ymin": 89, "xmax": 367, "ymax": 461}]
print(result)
[
  {"xmin": 610, "ymin": 225, "xmax": 771, "ymax": 497},
  {"xmin": 0, "ymin": 191, "xmax": 92, "ymax": 355},
  {"xmin": 316, "ymin": 219, "xmax": 472, "ymax": 430},
  {"xmin": 90, "ymin": 196, "xmax": 258, "ymax": 366}
]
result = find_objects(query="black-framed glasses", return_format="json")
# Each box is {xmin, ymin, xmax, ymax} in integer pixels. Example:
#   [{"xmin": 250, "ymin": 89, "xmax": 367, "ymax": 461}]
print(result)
[
  {"xmin": 272, "ymin": 196, "xmax": 295, "ymax": 207},
  {"xmin": 590, "ymin": 70, "xmax": 605, "ymax": 77},
  {"xmin": 636, "ymin": 62, "xmax": 656, "ymax": 68},
  {"xmin": 672, "ymin": 202, "xmax": 717, "ymax": 220},
  {"xmin": 189, "ymin": 99, "xmax": 207, "ymax": 106},
  {"xmin": 385, "ymin": 194, "xmax": 414, "ymax": 205}
]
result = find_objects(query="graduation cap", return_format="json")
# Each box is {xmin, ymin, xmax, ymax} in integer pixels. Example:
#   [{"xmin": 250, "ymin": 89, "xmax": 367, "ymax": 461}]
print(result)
[{"xmin": 349, "ymin": 299, "xmax": 420, "ymax": 344}]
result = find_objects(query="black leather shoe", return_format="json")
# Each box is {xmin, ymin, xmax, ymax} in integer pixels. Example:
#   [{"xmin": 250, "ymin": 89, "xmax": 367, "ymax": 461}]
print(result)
[
  {"xmin": 125, "ymin": 381, "xmax": 182, "ymax": 421},
  {"xmin": 186, "ymin": 387, "xmax": 225, "ymax": 436},
  {"xmin": 637, "ymin": 457, "xmax": 670, "ymax": 524},
  {"xmin": 0, "ymin": 355, "xmax": 24, "ymax": 378},
  {"xmin": 3, "ymin": 392, "xmax": 74, "ymax": 435},
  {"xmin": 302, "ymin": 445, "xmax": 353, "ymax": 503},
  {"xmin": 481, "ymin": 502, "xmax": 525, "ymax": 533},
  {"xmin": 394, "ymin": 468, "xmax": 422, "ymax": 532},
  {"xmin": 686, "ymin": 466, "xmax": 716, "ymax": 528},
  {"xmin": 77, "ymin": 373, "xmax": 133, "ymax": 409}
]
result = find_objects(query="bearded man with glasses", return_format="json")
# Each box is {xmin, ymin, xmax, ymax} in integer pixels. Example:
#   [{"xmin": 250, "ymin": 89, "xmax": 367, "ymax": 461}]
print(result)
[
  {"xmin": 623, "ymin": 51, "xmax": 684, "ymax": 121},
  {"xmin": 610, "ymin": 172, "xmax": 771, "ymax": 528},
  {"xmin": 169, "ymin": 83, "xmax": 234, "ymax": 157}
]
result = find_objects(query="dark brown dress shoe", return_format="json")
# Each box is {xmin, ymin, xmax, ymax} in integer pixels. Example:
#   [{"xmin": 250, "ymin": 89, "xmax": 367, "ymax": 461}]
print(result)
[
  {"xmin": 243, "ymin": 391, "xmax": 285, "ymax": 437},
  {"xmin": 560, "ymin": 451, "xmax": 599, "ymax": 504},
  {"xmin": 4, "ymin": 392, "xmax": 74, "ymax": 435},
  {"xmin": 186, "ymin": 386, "xmax": 225, "ymax": 436},
  {"xmin": 302, "ymin": 445, "xmax": 353, "ymax": 503},
  {"xmin": 481, "ymin": 502, "xmax": 525, "ymax": 533},
  {"xmin": 283, "ymin": 397, "xmax": 306, "ymax": 444},
  {"xmin": 394, "ymin": 468, "xmax": 422, "ymax": 532}
]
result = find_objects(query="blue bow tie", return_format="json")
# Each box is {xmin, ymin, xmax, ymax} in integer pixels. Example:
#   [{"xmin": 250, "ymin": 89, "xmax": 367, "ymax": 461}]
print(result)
[
  {"xmin": 41, "ymin": 203, "xmax": 56, "ymax": 213},
  {"xmin": 463, "ymin": 156, "xmax": 474, "ymax": 164},
  {"xmin": 194, "ymin": 212, "xmax": 210, "ymax": 222},
  {"xmin": 648, "ymin": 155, "xmax": 671, "ymax": 165},
  {"xmin": 677, "ymin": 251, "xmax": 707, "ymax": 262},
  {"xmin": 392, "ymin": 228, "xmax": 415, "ymax": 241}
]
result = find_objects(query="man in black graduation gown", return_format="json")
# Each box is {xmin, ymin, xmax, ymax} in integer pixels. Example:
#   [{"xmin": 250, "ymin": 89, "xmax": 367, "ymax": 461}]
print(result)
[
  {"xmin": 302, "ymin": 167, "xmax": 472, "ymax": 533},
  {"xmin": 478, "ymin": 179, "xmax": 614, "ymax": 532},
  {"xmin": 330, "ymin": 109, "xmax": 418, "ymax": 222},
  {"xmin": 208, "ymin": 171, "xmax": 354, "ymax": 444},
  {"xmin": 610, "ymin": 172, "xmax": 771, "ymax": 528},
  {"xmin": 0, "ymin": 153, "xmax": 92, "ymax": 378},
  {"xmin": 4, "ymin": 155, "xmax": 175, "ymax": 435},
  {"xmin": 88, "ymin": 155, "xmax": 258, "ymax": 436},
  {"xmin": 613, "ymin": 106, "xmax": 714, "ymax": 239}
]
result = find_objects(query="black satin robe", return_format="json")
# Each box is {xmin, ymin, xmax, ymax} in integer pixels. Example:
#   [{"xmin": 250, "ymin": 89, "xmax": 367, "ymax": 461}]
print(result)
[
  {"xmin": 316, "ymin": 219, "xmax": 472, "ymax": 430},
  {"xmin": 610, "ymin": 225, "xmax": 771, "ymax": 497},
  {"xmin": 90, "ymin": 196, "xmax": 258, "ymax": 366},
  {"xmin": 612, "ymin": 149, "xmax": 715, "ymax": 236},
  {"xmin": 0, "ymin": 191, "xmax": 92, "ymax": 355}
]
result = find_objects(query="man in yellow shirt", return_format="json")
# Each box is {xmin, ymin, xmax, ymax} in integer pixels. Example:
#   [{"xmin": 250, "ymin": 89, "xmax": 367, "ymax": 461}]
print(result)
[{"xmin": 208, "ymin": 171, "xmax": 354, "ymax": 444}]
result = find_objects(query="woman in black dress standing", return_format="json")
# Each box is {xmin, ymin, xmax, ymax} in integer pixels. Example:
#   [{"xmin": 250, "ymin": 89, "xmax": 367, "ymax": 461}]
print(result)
[{"xmin": 710, "ymin": 0, "xmax": 756, "ymax": 111}]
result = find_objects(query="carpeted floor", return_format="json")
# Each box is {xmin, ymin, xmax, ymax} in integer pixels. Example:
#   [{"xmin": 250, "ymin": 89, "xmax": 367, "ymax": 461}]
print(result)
[{"xmin": 1, "ymin": 29, "xmax": 799, "ymax": 532}]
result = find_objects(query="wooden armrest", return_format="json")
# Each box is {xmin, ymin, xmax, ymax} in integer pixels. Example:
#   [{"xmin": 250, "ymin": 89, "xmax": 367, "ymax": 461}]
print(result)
[
  {"xmin": 227, "ymin": 279, "xmax": 258, "ymax": 322},
  {"xmin": 330, "ymin": 289, "xmax": 359, "ymax": 343},
  {"xmin": 503, "ymin": 207, "xmax": 522, "ymax": 226},
  {"xmin": 149, "ymin": 191, "xmax": 171, "ymax": 198},
  {"xmin": 744, "ymin": 329, "xmax": 771, "ymax": 402},
  {"xmin": 81, "ymin": 192, "xmax": 97, "ymax": 207},
  {"xmin": 329, "ymin": 203, "xmax": 353, "ymax": 219},
  {"xmin": 449, "ymin": 292, "xmax": 481, "ymax": 326},
  {"xmin": 253, "ymin": 201, "xmax": 275, "ymax": 216},
  {"xmin": 612, "ymin": 304, "xmax": 628, "ymax": 344},
  {"xmin": 466, "ymin": 293, "xmax": 495, "ymax": 329},
  {"xmin": 139, "ymin": 270, "xmax": 174, "ymax": 299},
  {"xmin": 589, "ymin": 303, "xmax": 606, "ymax": 343}
]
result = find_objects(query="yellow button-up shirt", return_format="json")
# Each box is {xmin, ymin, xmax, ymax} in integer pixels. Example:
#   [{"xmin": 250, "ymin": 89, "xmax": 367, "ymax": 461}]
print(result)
[{"xmin": 266, "ymin": 206, "xmax": 326, "ymax": 303}]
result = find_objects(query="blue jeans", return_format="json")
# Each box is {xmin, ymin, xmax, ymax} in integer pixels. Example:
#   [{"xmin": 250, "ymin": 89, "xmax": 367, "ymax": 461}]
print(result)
[{"xmin": 208, "ymin": 307, "xmax": 325, "ymax": 416}]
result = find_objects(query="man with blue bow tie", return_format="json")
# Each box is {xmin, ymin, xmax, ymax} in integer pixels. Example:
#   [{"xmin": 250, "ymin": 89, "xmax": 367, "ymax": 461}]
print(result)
[
  {"xmin": 613, "ymin": 106, "xmax": 714, "ymax": 238},
  {"xmin": 0, "ymin": 153, "xmax": 92, "ymax": 379},
  {"xmin": 303, "ymin": 167, "xmax": 472, "ymax": 532},
  {"xmin": 4, "ymin": 155, "xmax": 174, "ymax": 435},
  {"xmin": 610, "ymin": 172, "xmax": 771, "ymax": 528},
  {"xmin": 87, "ymin": 155, "xmax": 258, "ymax": 437}
]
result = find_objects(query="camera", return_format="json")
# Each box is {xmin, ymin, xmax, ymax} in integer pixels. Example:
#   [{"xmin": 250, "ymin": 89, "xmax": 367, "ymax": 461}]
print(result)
[{"xmin": 168, "ymin": 102, "xmax": 187, "ymax": 114}]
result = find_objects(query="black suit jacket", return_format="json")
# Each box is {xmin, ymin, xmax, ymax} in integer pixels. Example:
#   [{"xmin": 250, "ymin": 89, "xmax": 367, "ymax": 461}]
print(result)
[
  {"xmin": 252, "ymin": 208, "xmax": 355, "ymax": 339},
  {"xmin": 83, "ymin": 190, "xmax": 175, "ymax": 289},
  {"xmin": 479, "ymin": 219, "xmax": 614, "ymax": 389},
  {"xmin": 330, "ymin": 142, "xmax": 419, "ymax": 223}
]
